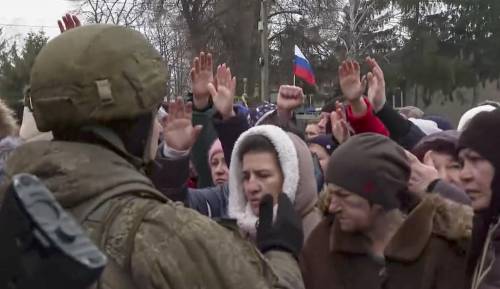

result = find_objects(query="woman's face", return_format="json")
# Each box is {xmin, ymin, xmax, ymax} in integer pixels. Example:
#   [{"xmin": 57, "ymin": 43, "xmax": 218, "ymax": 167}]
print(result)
[
  {"xmin": 327, "ymin": 184, "xmax": 377, "ymax": 233},
  {"xmin": 459, "ymin": 148, "xmax": 495, "ymax": 211},
  {"xmin": 305, "ymin": 124, "xmax": 321, "ymax": 140},
  {"xmin": 427, "ymin": 151, "xmax": 463, "ymax": 188},
  {"xmin": 210, "ymin": 152, "xmax": 229, "ymax": 185},
  {"xmin": 242, "ymin": 151, "xmax": 284, "ymax": 215}
]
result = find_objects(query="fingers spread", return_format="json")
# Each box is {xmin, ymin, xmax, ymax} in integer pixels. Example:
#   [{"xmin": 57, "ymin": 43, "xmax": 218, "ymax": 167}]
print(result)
[
  {"xmin": 207, "ymin": 83, "xmax": 217, "ymax": 98},
  {"xmin": 193, "ymin": 57, "xmax": 201, "ymax": 75},
  {"xmin": 58, "ymin": 20, "xmax": 65, "ymax": 33},
  {"xmin": 73, "ymin": 15, "xmax": 81, "ymax": 27}
]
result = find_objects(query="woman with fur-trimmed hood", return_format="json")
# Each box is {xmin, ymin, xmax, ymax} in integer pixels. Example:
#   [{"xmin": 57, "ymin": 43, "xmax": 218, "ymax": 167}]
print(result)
[
  {"xmin": 0, "ymin": 98, "xmax": 21, "ymax": 184},
  {"xmin": 228, "ymin": 124, "xmax": 322, "ymax": 242}
]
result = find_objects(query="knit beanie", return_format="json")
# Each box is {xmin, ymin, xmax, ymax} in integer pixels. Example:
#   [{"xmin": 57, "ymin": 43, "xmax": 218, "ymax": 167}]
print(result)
[
  {"xmin": 412, "ymin": 130, "xmax": 459, "ymax": 161},
  {"xmin": 457, "ymin": 104, "xmax": 497, "ymax": 132},
  {"xmin": 325, "ymin": 133, "xmax": 410, "ymax": 210},
  {"xmin": 423, "ymin": 115, "xmax": 454, "ymax": 130},
  {"xmin": 458, "ymin": 109, "xmax": 500, "ymax": 217},
  {"xmin": 458, "ymin": 109, "xmax": 500, "ymax": 174},
  {"xmin": 249, "ymin": 102, "xmax": 277, "ymax": 126},
  {"xmin": 308, "ymin": 134, "xmax": 337, "ymax": 155},
  {"xmin": 409, "ymin": 118, "xmax": 442, "ymax": 135},
  {"xmin": 208, "ymin": 139, "xmax": 223, "ymax": 163}
]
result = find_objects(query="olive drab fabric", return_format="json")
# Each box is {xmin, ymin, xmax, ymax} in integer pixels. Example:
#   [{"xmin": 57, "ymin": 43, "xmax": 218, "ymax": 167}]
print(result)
[
  {"xmin": 4, "ymin": 140, "xmax": 305, "ymax": 289},
  {"xmin": 29, "ymin": 24, "xmax": 167, "ymax": 132}
]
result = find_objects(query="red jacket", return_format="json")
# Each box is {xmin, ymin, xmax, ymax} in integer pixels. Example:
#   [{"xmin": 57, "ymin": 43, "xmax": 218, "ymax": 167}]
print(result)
[{"xmin": 346, "ymin": 98, "xmax": 389, "ymax": 136}]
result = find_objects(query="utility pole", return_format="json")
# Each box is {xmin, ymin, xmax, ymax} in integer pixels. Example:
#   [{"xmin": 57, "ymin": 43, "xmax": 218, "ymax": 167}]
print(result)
[{"xmin": 259, "ymin": 0, "xmax": 269, "ymax": 102}]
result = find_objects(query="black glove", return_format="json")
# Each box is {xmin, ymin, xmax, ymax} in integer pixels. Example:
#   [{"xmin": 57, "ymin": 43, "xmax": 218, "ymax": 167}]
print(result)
[{"xmin": 256, "ymin": 193, "xmax": 304, "ymax": 259}]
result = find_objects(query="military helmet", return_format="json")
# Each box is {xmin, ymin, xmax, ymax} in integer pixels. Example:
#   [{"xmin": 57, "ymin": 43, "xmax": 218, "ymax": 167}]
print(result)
[{"xmin": 29, "ymin": 24, "xmax": 167, "ymax": 132}]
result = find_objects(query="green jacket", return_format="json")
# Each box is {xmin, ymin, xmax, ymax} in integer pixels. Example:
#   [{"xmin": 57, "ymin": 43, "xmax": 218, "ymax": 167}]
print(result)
[
  {"xmin": 192, "ymin": 106, "xmax": 218, "ymax": 188},
  {"xmin": 4, "ymin": 141, "xmax": 304, "ymax": 289}
]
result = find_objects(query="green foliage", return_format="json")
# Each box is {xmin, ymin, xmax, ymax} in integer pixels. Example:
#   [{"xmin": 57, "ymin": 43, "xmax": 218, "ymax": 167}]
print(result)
[
  {"xmin": 0, "ymin": 31, "xmax": 48, "ymax": 108},
  {"xmin": 391, "ymin": 0, "xmax": 500, "ymax": 105}
]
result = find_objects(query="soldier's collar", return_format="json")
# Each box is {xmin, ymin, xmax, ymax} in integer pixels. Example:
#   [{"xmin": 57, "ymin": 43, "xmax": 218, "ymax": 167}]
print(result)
[{"xmin": 81, "ymin": 125, "xmax": 146, "ymax": 169}]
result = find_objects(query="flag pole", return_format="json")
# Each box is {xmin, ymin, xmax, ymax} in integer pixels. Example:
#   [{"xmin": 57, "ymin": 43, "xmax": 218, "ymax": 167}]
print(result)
[{"xmin": 293, "ymin": 74, "xmax": 296, "ymax": 86}]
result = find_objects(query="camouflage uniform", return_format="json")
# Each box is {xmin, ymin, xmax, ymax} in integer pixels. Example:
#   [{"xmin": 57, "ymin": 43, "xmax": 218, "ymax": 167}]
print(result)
[{"xmin": 3, "ymin": 24, "xmax": 304, "ymax": 289}]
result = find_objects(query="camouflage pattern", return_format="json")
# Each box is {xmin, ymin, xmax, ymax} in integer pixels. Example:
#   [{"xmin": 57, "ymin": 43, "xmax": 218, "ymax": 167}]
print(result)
[
  {"xmin": 29, "ymin": 24, "xmax": 167, "ymax": 132},
  {"xmin": 4, "ymin": 140, "xmax": 305, "ymax": 289}
]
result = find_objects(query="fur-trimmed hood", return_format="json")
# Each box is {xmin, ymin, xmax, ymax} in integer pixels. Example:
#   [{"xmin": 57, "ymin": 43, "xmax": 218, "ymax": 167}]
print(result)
[
  {"xmin": 0, "ymin": 136, "xmax": 22, "ymax": 184},
  {"xmin": 330, "ymin": 194, "xmax": 472, "ymax": 260},
  {"xmin": 228, "ymin": 125, "xmax": 320, "ymax": 239},
  {"xmin": 0, "ymin": 99, "xmax": 18, "ymax": 139}
]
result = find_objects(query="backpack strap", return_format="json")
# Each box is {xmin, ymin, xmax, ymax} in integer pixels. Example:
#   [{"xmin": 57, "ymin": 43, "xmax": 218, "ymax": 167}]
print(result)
[
  {"xmin": 72, "ymin": 183, "xmax": 166, "ymax": 289},
  {"xmin": 72, "ymin": 182, "xmax": 166, "ymax": 224}
]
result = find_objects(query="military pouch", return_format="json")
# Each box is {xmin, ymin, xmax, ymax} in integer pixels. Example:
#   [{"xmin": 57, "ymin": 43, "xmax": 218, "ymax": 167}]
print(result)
[{"xmin": 0, "ymin": 174, "xmax": 107, "ymax": 289}]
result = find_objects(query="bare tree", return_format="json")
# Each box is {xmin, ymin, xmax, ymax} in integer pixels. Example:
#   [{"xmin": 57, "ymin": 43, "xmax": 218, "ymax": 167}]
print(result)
[
  {"xmin": 337, "ymin": 0, "xmax": 402, "ymax": 59},
  {"xmin": 72, "ymin": 0, "xmax": 148, "ymax": 27}
]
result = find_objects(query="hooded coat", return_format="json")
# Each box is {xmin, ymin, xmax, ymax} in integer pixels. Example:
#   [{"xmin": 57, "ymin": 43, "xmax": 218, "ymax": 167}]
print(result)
[
  {"xmin": 0, "ymin": 99, "xmax": 21, "ymax": 184},
  {"xmin": 228, "ymin": 125, "xmax": 322, "ymax": 241},
  {"xmin": 300, "ymin": 194, "xmax": 472, "ymax": 289}
]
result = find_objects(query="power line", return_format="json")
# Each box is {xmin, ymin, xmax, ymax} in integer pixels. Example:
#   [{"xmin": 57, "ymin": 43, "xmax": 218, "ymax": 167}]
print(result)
[{"xmin": 0, "ymin": 23, "xmax": 59, "ymax": 29}]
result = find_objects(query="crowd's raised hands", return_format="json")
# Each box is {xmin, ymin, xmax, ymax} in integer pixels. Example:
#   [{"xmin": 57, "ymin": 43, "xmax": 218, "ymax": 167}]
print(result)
[
  {"xmin": 365, "ymin": 57, "xmax": 386, "ymax": 113},
  {"xmin": 208, "ymin": 64, "xmax": 237, "ymax": 120},
  {"xmin": 338, "ymin": 60, "xmax": 368, "ymax": 116},
  {"xmin": 277, "ymin": 85, "xmax": 305, "ymax": 116},
  {"xmin": 190, "ymin": 52, "xmax": 214, "ymax": 110},
  {"xmin": 58, "ymin": 14, "xmax": 81, "ymax": 33},
  {"xmin": 330, "ymin": 101, "xmax": 350, "ymax": 144},
  {"xmin": 338, "ymin": 60, "xmax": 366, "ymax": 102},
  {"xmin": 406, "ymin": 150, "xmax": 439, "ymax": 197},
  {"xmin": 161, "ymin": 97, "xmax": 202, "ymax": 151}
]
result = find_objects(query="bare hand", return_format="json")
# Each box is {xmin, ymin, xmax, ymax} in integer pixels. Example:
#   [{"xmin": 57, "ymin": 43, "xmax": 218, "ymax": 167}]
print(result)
[
  {"xmin": 406, "ymin": 150, "xmax": 439, "ymax": 197},
  {"xmin": 365, "ymin": 57, "xmax": 386, "ymax": 113},
  {"xmin": 277, "ymin": 85, "xmax": 304, "ymax": 113},
  {"xmin": 330, "ymin": 101, "xmax": 349, "ymax": 144},
  {"xmin": 162, "ymin": 97, "xmax": 203, "ymax": 151},
  {"xmin": 58, "ymin": 14, "xmax": 81, "ymax": 33},
  {"xmin": 208, "ymin": 64, "xmax": 236, "ymax": 120},
  {"xmin": 338, "ymin": 60, "xmax": 366, "ymax": 102},
  {"xmin": 190, "ymin": 52, "xmax": 214, "ymax": 110}
]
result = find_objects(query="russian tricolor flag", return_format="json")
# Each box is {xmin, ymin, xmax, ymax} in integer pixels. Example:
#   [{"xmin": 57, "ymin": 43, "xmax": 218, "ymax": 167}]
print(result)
[{"xmin": 293, "ymin": 45, "xmax": 316, "ymax": 86}]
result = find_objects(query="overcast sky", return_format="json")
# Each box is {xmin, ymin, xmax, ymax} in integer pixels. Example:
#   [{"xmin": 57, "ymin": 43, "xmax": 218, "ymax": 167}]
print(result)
[{"xmin": 0, "ymin": 0, "xmax": 79, "ymax": 41}]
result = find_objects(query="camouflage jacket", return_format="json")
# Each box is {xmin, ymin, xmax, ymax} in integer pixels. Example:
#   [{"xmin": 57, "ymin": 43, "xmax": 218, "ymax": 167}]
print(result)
[{"xmin": 4, "ymin": 141, "xmax": 304, "ymax": 289}]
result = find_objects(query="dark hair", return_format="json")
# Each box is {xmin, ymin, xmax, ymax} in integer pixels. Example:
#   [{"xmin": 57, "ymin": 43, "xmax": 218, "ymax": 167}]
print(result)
[
  {"xmin": 238, "ymin": 135, "xmax": 278, "ymax": 164},
  {"xmin": 412, "ymin": 140, "xmax": 458, "ymax": 161}
]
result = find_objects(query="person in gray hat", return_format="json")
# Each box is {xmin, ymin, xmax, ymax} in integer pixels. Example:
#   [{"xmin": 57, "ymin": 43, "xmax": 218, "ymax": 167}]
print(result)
[{"xmin": 300, "ymin": 133, "xmax": 471, "ymax": 289}]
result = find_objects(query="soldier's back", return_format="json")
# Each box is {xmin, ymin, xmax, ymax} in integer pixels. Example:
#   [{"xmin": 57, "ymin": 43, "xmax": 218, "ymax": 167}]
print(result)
[{"xmin": 4, "ymin": 141, "xmax": 300, "ymax": 289}]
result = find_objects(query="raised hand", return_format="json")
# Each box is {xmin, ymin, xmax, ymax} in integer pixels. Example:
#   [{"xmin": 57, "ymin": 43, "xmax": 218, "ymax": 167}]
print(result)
[
  {"xmin": 161, "ymin": 97, "xmax": 203, "ymax": 151},
  {"xmin": 338, "ymin": 60, "xmax": 366, "ymax": 102},
  {"xmin": 330, "ymin": 101, "xmax": 349, "ymax": 144},
  {"xmin": 365, "ymin": 57, "xmax": 386, "ymax": 113},
  {"xmin": 277, "ymin": 85, "xmax": 305, "ymax": 113},
  {"xmin": 58, "ymin": 14, "xmax": 81, "ymax": 33},
  {"xmin": 406, "ymin": 150, "xmax": 439, "ymax": 197},
  {"xmin": 208, "ymin": 64, "xmax": 236, "ymax": 120},
  {"xmin": 190, "ymin": 52, "xmax": 214, "ymax": 110}
]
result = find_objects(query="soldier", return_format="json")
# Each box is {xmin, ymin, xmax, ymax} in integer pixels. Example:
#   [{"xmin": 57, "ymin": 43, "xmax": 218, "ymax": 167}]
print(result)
[{"xmin": 2, "ymin": 24, "xmax": 304, "ymax": 289}]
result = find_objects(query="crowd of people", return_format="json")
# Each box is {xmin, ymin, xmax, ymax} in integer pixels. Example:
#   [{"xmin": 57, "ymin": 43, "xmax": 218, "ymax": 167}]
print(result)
[{"xmin": 0, "ymin": 13, "xmax": 499, "ymax": 289}]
